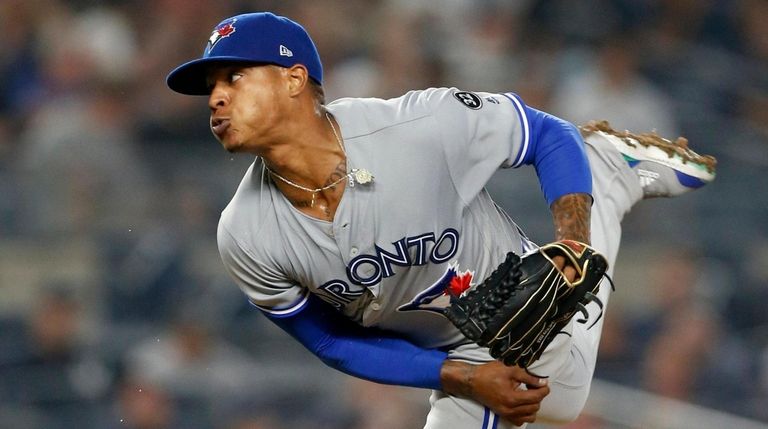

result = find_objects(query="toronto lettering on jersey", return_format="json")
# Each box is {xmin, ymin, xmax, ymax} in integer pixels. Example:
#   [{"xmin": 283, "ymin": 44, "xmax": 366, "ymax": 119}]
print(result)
[{"xmin": 317, "ymin": 228, "xmax": 460, "ymax": 308}]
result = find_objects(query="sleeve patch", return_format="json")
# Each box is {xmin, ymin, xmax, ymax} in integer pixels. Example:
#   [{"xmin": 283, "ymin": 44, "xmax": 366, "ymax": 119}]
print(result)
[{"xmin": 453, "ymin": 91, "xmax": 483, "ymax": 110}]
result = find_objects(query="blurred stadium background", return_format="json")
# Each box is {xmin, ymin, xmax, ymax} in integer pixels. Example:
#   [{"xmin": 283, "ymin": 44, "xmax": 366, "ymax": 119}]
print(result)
[{"xmin": 1, "ymin": 0, "xmax": 767, "ymax": 428}]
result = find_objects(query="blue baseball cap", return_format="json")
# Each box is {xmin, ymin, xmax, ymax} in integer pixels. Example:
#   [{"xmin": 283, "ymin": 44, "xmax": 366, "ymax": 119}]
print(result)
[{"xmin": 167, "ymin": 12, "xmax": 323, "ymax": 95}]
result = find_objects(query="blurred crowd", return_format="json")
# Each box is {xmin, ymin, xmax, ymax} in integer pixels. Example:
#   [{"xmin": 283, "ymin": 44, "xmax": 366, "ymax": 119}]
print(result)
[{"xmin": 1, "ymin": 0, "xmax": 767, "ymax": 428}]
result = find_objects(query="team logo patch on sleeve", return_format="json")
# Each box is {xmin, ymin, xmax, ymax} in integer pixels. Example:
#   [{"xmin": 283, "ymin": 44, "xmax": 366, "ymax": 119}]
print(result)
[{"xmin": 453, "ymin": 91, "xmax": 483, "ymax": 110}]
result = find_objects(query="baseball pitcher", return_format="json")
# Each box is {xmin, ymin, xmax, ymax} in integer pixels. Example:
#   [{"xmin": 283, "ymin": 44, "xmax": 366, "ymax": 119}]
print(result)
[{"xmin": 166, "ymin": 12, "xmax": 716, "ymax": 428}]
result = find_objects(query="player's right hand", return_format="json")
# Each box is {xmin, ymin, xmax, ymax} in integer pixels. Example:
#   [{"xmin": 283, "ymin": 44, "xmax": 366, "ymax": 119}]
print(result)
[{"xmin": 440, "ymin": 360, "xmax": 550, "ymax": 426}]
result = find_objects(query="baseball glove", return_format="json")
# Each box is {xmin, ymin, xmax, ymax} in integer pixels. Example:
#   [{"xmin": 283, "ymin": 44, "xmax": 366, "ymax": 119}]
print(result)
[{"xmin": 444, "ymin": 240, "xmax": 610, "ymax": 368}]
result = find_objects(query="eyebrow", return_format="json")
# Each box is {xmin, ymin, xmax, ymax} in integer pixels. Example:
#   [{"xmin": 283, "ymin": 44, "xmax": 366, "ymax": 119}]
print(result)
[{"xmin": 204, "ymin": 66, "xmax": 234, "ymax": 89}]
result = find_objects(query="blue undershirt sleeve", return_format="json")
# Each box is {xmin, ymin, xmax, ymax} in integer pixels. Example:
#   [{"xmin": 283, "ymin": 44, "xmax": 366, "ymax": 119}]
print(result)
[
  {"xmin": 263, "ymin": 294, "xmax": 448, "ymax": 390},
  {"xmin": 518, "ymin": 104, "xmax": 593, "ymax": 206}
]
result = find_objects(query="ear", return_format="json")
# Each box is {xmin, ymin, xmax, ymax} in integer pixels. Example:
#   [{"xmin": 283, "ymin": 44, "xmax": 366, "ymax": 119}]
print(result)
[{"xmin": 285, "ymin": 64, "xmax": 309, "ymax": 97}]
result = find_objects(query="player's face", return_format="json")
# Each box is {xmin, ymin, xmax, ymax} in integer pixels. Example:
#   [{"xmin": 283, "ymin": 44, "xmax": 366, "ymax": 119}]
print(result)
[{"xmin": 206, "ymin": 64, "xmax": 289, "ymax": 153}]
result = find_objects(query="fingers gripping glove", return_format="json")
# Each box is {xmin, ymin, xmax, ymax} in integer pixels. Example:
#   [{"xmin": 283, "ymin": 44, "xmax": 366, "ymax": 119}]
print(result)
[{"xmin": 444, "ymin": 240, "xmax": 609, "ymax": 368}]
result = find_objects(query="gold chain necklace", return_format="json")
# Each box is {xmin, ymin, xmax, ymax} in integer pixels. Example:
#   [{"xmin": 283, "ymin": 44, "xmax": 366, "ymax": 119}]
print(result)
[
  {"xmin": 264, "ymin": 113, "xmax": 351, "ymax": 208},
  {"xmin": 326, "ymin": 113, "xmax": 374, "ymax": 187}
]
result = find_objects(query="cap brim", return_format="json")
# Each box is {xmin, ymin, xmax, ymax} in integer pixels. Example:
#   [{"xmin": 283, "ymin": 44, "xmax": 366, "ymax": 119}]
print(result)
[{"xmin": 166, "ymin": 57, "xmax": 259, "ymax": 96}]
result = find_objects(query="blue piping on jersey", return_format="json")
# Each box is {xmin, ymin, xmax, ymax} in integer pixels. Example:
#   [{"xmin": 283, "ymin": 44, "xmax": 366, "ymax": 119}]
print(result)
[
  {"xmin": 482, "ymin": 407, "xmax": 499, "ymax": 429},
  {"xmin": 502, "ymin": 93, "xmax": 530, "ymax": 168},
  {"xmin": 502, "ymin": 94, "xmax": 593, "ymax": 205},
  {"xmin": 251, "ymin": 289, "xmax": 310, "ymax": 318}
]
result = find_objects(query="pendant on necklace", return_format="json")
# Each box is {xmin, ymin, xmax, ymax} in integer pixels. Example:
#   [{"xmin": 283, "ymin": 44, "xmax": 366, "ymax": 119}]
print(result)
[{"xmin": 351, "ymin": 168, "xmax": 374, "ymax": 185}]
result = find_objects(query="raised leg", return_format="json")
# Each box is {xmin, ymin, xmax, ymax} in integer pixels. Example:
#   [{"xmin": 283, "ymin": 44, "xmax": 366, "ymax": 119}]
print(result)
[{"xmin": 533, "ymin": 122, "xmax": 716, "ymax": 424}]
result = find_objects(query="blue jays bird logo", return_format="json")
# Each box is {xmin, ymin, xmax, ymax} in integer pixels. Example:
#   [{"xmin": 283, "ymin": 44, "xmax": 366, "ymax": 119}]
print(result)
[
  {"xmin": 398, "ymin": 263, "xmax": 474, "ymax": 314},
  {"xmin": 206, "ymin": 18, "xmax": 237, "ymax": 53}
]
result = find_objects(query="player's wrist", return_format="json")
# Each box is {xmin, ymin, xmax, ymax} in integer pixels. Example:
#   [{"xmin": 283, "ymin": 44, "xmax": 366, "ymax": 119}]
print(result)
[
  {"xmin": 439, "ymin": 359, "xmax": 475, "ymax": 398},
  {"xmin": 550, "ymin": 192, "xmax": 592, "ymax": 245}
]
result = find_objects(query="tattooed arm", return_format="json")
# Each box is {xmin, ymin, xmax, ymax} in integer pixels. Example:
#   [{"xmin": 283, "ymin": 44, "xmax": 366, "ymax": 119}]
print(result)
[
  {"xmin": 548, "ymin": 193, "xmax": 593, "ymax": 282},
  {"xmin": 550, "ymin": 193, "xmax": 592, "ymax": 244},
  {"xmin": 519, "ymin": 104, "xmax": 593, "ymax": 244},
  {"xmin": 516, "ymin": 105, "xmax": 594, "ymax": 278}
]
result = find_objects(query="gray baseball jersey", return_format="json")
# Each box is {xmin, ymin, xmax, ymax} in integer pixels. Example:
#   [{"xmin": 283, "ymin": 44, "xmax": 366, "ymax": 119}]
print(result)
[{"xmin": 218, "ymin": 87, "xmax": 538, "ymax": 350}]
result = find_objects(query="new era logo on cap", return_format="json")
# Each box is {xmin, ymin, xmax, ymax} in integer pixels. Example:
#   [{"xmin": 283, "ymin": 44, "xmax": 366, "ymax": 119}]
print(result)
[{"xmin": 279, "ymin": 45, "xmax": 293, "ymax": 57}]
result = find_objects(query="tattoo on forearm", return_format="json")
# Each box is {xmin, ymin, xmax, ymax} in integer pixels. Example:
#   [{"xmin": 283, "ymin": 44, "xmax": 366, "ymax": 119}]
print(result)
[
  {"xmin": 551, "ymin": 193, "xmax": 592, "ymax": 244},
  {"xmin": 441, "ymin": 360, "xmax": 476, "ymax": 398}
]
